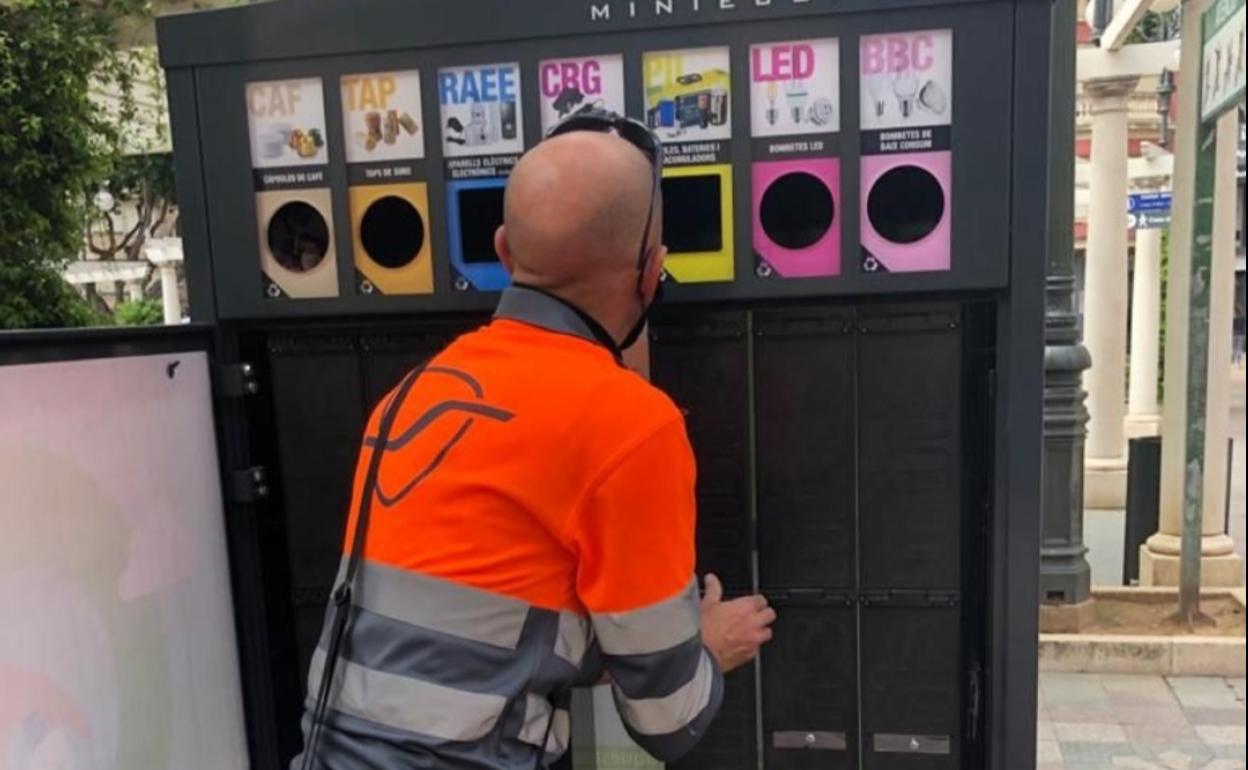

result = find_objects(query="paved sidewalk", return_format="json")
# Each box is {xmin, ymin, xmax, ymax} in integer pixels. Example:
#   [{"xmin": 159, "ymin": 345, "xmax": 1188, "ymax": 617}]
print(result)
[{"xmin": 1039, "ymin": 673, "xmax": 1247, "ymax": 769}]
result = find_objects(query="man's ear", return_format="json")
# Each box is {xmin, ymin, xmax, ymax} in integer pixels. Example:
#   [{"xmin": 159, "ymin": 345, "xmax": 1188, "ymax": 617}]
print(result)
[
  {"xmin": 494, "ymin": 225, "xmax": 514, "ymax": 273},
  {"xmin": 641, "ymin": 244, "xmax": 667, "ymax": 299}
]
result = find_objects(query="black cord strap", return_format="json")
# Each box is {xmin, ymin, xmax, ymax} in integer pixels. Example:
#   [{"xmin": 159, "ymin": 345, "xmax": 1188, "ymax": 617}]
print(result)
[{"xmin": 301, "ymin": 365, "xmax": 425, "ymax": 769}]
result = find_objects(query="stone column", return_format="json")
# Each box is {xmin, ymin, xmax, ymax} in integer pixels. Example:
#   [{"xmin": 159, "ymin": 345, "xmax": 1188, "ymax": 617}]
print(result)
[
  {"xmin": 1141, "ymin": 2, "xmax": 1244, "ymax": 587},
  {"xmin": 1040, "ymin": 0, "xmax": 1093, "ymax": 610},
  {"xmin": 126, "ymin": 279, "xmax": 144, "ymax": 303},
  {"xmin": 158, "ymin": 263, "xmax": 182, "ymax": 324},
  {"xmin": 1082, "ymin": 76, "xmax": 1137, "ymax": 510},
  {"xmin": 1125, "ymin": 193, "xmax": 1165, "ymax": 438}
]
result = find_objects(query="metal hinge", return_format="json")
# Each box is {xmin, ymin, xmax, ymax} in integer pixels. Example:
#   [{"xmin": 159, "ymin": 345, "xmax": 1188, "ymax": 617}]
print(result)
[
  {"xmin": 859, "ymin": 590, "xmax": 960, "ymax": 608},
  {"xmin": 966, "ymin": 662, "xmax": 984, "ymax": 742},
  {"xmin": 228, "ymin": 466, "xmax": 270, "ymax": 503},
  {"xmin": 217, "ymin": 362, "xmax": 260, "ymax": 397},
  {"xmin": 763, "ymin": 588, "xmax": 856, "ymax": 607}
]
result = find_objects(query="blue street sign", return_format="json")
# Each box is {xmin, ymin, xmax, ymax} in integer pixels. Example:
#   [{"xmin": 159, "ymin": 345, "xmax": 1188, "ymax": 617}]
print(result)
[
  {"xmin": 1128, "ymin": 210, "xmax": 1172, "ymax": 230},
  {"xmin": 1127, "ymin": 191, "xmax": 1172, "ymax": 213}
]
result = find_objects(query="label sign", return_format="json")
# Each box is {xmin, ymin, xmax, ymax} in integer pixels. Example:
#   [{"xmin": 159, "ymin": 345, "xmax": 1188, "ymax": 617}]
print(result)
[
  {"xmin": 1127, "ymin": 191, "xmax": 1172, "ymax": 213},
  {"xmin": 340, "ymin": 70, "xmax": 425, "ymax": 164},
  {"xmin": 643, "ymin": 46, "xmax": 732, "ymax": 164},
  {"xmin": 859, "ymin": 30, "xmax": 953, "ymax": 135},
  {"xmin": 246, "ymin": 77, "xmax": 328, "ymax": 169},
  {"xmin": 1129, "ymin": 210, "xmax": 1172, "ymax": 230},
  {"xmin": 438, "ymin": 63, "xmax": 525, "ymax": 160},
  {"xmin": 538, "ymin": 55, "xmax": 625, "ymax": 134},
  {"xmin": 750, "ymin": 38, "xmax": 839, "ymax": 139},
  {"xmin": 1200, "ymin": 0, "xmax": 1246, "ymax": 123}
]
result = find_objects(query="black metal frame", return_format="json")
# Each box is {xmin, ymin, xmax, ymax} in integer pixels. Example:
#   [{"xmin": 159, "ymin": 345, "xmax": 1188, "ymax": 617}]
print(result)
[
  {"xmin": 0, "ymin": 325, "xmax": 285, "ymax": 767},
  {"xmin": 148, "ymin": 0, "xmax": 1049, "ymax": 766},
  {"xmin": 161, "ymin": 0, "xmax": 1018, "ymax": 322}
]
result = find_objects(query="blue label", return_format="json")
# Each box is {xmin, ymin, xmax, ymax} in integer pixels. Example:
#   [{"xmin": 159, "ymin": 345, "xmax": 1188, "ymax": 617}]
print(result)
[{"xmin": 439, "ymin": 67, "xmax": 519, "ymax": 105}]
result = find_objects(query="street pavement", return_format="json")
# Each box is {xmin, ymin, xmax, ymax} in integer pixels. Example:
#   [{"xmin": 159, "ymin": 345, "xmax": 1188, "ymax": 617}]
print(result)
[
  {"xmin": 1039, "ymin": 366, "xmax": 1246, "ymax": 770},
  {"xmin": 1038, "ymin": 673, "xmax": 1247, "ymax": 769}
]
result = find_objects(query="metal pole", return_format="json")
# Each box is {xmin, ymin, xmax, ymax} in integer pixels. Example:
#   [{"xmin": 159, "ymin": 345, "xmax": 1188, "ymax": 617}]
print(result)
[
  {"xmin": 1175, "ymin": 116, "xmax": 1216, "ymax": 626},
  {"xmin": 1040, "ymin": 0, "xmax": 1093, "ymax": 605}
]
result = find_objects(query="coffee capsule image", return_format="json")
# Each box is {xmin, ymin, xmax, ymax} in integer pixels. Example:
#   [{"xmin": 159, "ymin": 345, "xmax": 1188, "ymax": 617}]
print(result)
[
  {"xmin": 255, "ymin": 188, "xmax": 339, "ymax": 298},
  {"xmin": 860, "ymin": 152, "xmax": 951, "ymax": 273},
  {"xmin": 918, "ymin": 80, "xmax": 947, "ymax": 115}
]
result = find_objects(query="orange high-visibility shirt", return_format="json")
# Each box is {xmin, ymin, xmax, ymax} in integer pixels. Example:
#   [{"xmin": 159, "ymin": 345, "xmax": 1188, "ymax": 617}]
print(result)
[{"xmin": 296, "ymin": 284, "xmax": 722, "ymax": 770}]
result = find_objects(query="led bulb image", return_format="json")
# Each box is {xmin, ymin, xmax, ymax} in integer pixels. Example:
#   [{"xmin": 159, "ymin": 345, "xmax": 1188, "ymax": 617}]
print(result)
[
  {"xmin": 865, "ymin": 73, "xmax": 888, "ymax": 119},
  {"xmin": 784, "ymin": 80, "xmax": 809, "ymax": 125},
  {"xmin": 766, "ymin": 80, "xmax": 779, "ymax": 126},
  {"xmin": 893, "ymin": 70, "xmax": 919, "ymax": 119}
]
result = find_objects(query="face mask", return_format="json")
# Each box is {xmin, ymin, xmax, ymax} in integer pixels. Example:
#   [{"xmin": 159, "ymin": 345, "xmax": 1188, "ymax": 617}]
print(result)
[{"xmin": 620, "ymin": 279, "xmax": 663, "ymax": 350}]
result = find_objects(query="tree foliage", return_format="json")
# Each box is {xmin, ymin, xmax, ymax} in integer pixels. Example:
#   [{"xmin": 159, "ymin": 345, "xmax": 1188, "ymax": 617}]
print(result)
[
  {"xmin": 114, "ymin": 297, "xmax": 164, "ymax": 326},
  {"xmin": 0, "ymin": 0, "xmax": 150, "ymax": 330}
]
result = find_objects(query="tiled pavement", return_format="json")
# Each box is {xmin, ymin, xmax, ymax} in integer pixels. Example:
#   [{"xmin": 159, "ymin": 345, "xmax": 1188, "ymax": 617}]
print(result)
[{"xmin": 1038, "ymin": 673, "xmax": 1247, "ymax": 769}]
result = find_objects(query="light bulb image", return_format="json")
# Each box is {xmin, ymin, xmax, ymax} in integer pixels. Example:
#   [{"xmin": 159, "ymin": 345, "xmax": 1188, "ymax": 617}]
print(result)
[
  {"xmin": 918, "ymin": 80, "xmax": 948, "ymax": 115},
  {"xmin": 865, "ymin": 73, "xmax": 888, "ymax": 119},
  {"xmin": 766, "ymin": 80, "xmax": 779, "ymax": 126},
  {"xmin": 893, "ymin": 70, "xmax": 919, "ymax": 119},
  {"xmin": 784, "ymin": 80, "xmax": 809, "ymax": 125}
]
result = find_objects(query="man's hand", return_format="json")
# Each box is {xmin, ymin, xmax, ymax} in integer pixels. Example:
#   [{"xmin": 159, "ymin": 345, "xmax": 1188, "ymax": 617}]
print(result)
[{"xmin": 699, "ymin": 573, "xmax": 776, "ymax": 673}]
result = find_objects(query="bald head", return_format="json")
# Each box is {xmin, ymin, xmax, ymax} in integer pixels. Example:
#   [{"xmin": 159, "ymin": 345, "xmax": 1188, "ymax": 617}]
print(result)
[{"xmin": 499, "ymin": 131, "xmax": 657, "ymax": 291}]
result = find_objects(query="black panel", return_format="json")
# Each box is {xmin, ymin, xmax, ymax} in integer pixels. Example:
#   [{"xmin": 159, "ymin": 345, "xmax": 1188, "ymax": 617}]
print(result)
[
  {"xmin": 861, "ymin": 607, "xmax": 961, "ymax": 770},
  {"xmin": 458, "ymin": 186, "xmax": 505, "ymax": 264},
  {"xmin": 662, "ymin": 175, "xmax": 724, "ymax": 254},
  {"xmin": 669, "ymin": 663, "xmax": 757, "ymax": 770},
  {"xmin": 761, "ymin": 603, "xmax": 857, "ymax": 770},
  {"xmin": 267, "ymin": 334, "xmax": 366, "ymax": 593},
  {"xmin": 650, "ymin": 310, "xmax": 752, "ymax": 590},
  {"xmin": 857, "ymin": 307, "xmax": 962, "ymax": 590},
  {"xmin": 754, "ymin": 307, "xmax": 856, "ymax": 589},
  {"xmin": 360, "ymin": 321, "xmax": 481, "ymax": 408}
]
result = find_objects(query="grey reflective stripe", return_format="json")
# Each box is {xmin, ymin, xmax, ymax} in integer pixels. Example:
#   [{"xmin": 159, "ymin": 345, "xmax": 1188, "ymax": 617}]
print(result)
[
  {"xmin": 518, "ymin": 697, "xmax": 571, "ymax": 757},
  {"xmin": 591, "ymin": 578, "xmax": 700, "ymax": 656},
  {"xmin": 349, "ymin": 559, "xmax": 531, "ymax": 649},
  {"xmin": 602, "ymin": 634, "xmax": 705, "ymax": 700},
  {"xmin": 308, "ymin": 648, "xmax": 507, "ymax": 741},
  {"xmin": 554, "ymin": 611, "xmax": 591, "ymax": 667},
  {"xmin": 614, "ymin": 649, "xmax": 716, "ymax": 736},
  {"xmin": 547, "ymin": 708, "xmax": 571, "ymax": 756}
]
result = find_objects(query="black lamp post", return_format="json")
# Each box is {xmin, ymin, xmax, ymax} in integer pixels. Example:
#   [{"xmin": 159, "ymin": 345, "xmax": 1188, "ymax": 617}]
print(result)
[{"xmin": 1156, "ymin": 68, "xmax": 1175, "ymax": 148}]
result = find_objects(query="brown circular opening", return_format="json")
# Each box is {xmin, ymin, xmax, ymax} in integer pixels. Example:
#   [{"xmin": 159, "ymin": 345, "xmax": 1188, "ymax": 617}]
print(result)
[{"xmin": 267, "ymin": 201, "xmax": 329, "ymax": 272}]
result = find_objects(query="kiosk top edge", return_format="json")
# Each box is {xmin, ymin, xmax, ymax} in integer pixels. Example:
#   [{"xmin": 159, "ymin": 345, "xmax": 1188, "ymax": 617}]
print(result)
[{"xmin": 156, "ymin": 0, "xmax": 1030, "ymax": 69}]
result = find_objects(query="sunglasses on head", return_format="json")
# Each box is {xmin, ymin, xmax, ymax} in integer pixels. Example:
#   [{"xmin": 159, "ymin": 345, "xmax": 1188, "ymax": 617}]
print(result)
[{"xmin": 544, "ymin": 107, "xmax": 663, "ymax": 271}]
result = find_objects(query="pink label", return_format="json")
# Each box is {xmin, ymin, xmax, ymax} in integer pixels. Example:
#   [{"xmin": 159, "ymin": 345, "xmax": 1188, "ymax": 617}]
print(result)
[
  {"xmin": 540, "ymin": 59, "xmax": 603, "ymax": 98},
  {"xmin": 751, "ymin": 44, "xmax": 816, "ymax": 82},
  {"xmin": 860, "ymin": 34, "xmax": 936, "ymax": 75}
]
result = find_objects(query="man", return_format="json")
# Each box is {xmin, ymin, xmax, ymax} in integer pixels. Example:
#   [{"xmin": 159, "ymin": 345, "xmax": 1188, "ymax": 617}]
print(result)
[{"xmin": 295, "ymin": 111, "xmax": 775, "ymax": 769}]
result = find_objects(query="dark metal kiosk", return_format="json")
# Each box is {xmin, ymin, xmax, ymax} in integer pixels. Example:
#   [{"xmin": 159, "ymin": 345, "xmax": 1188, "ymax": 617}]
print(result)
[{"xmin": 148, "ymin": 0, "xmax": 1050, "ymax": 767}]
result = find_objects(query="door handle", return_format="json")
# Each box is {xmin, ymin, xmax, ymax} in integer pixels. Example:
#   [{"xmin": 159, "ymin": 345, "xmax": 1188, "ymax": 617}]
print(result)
[{"xmin": 772, "ymin": 731, "xmax": 847, "ymax": 750}]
